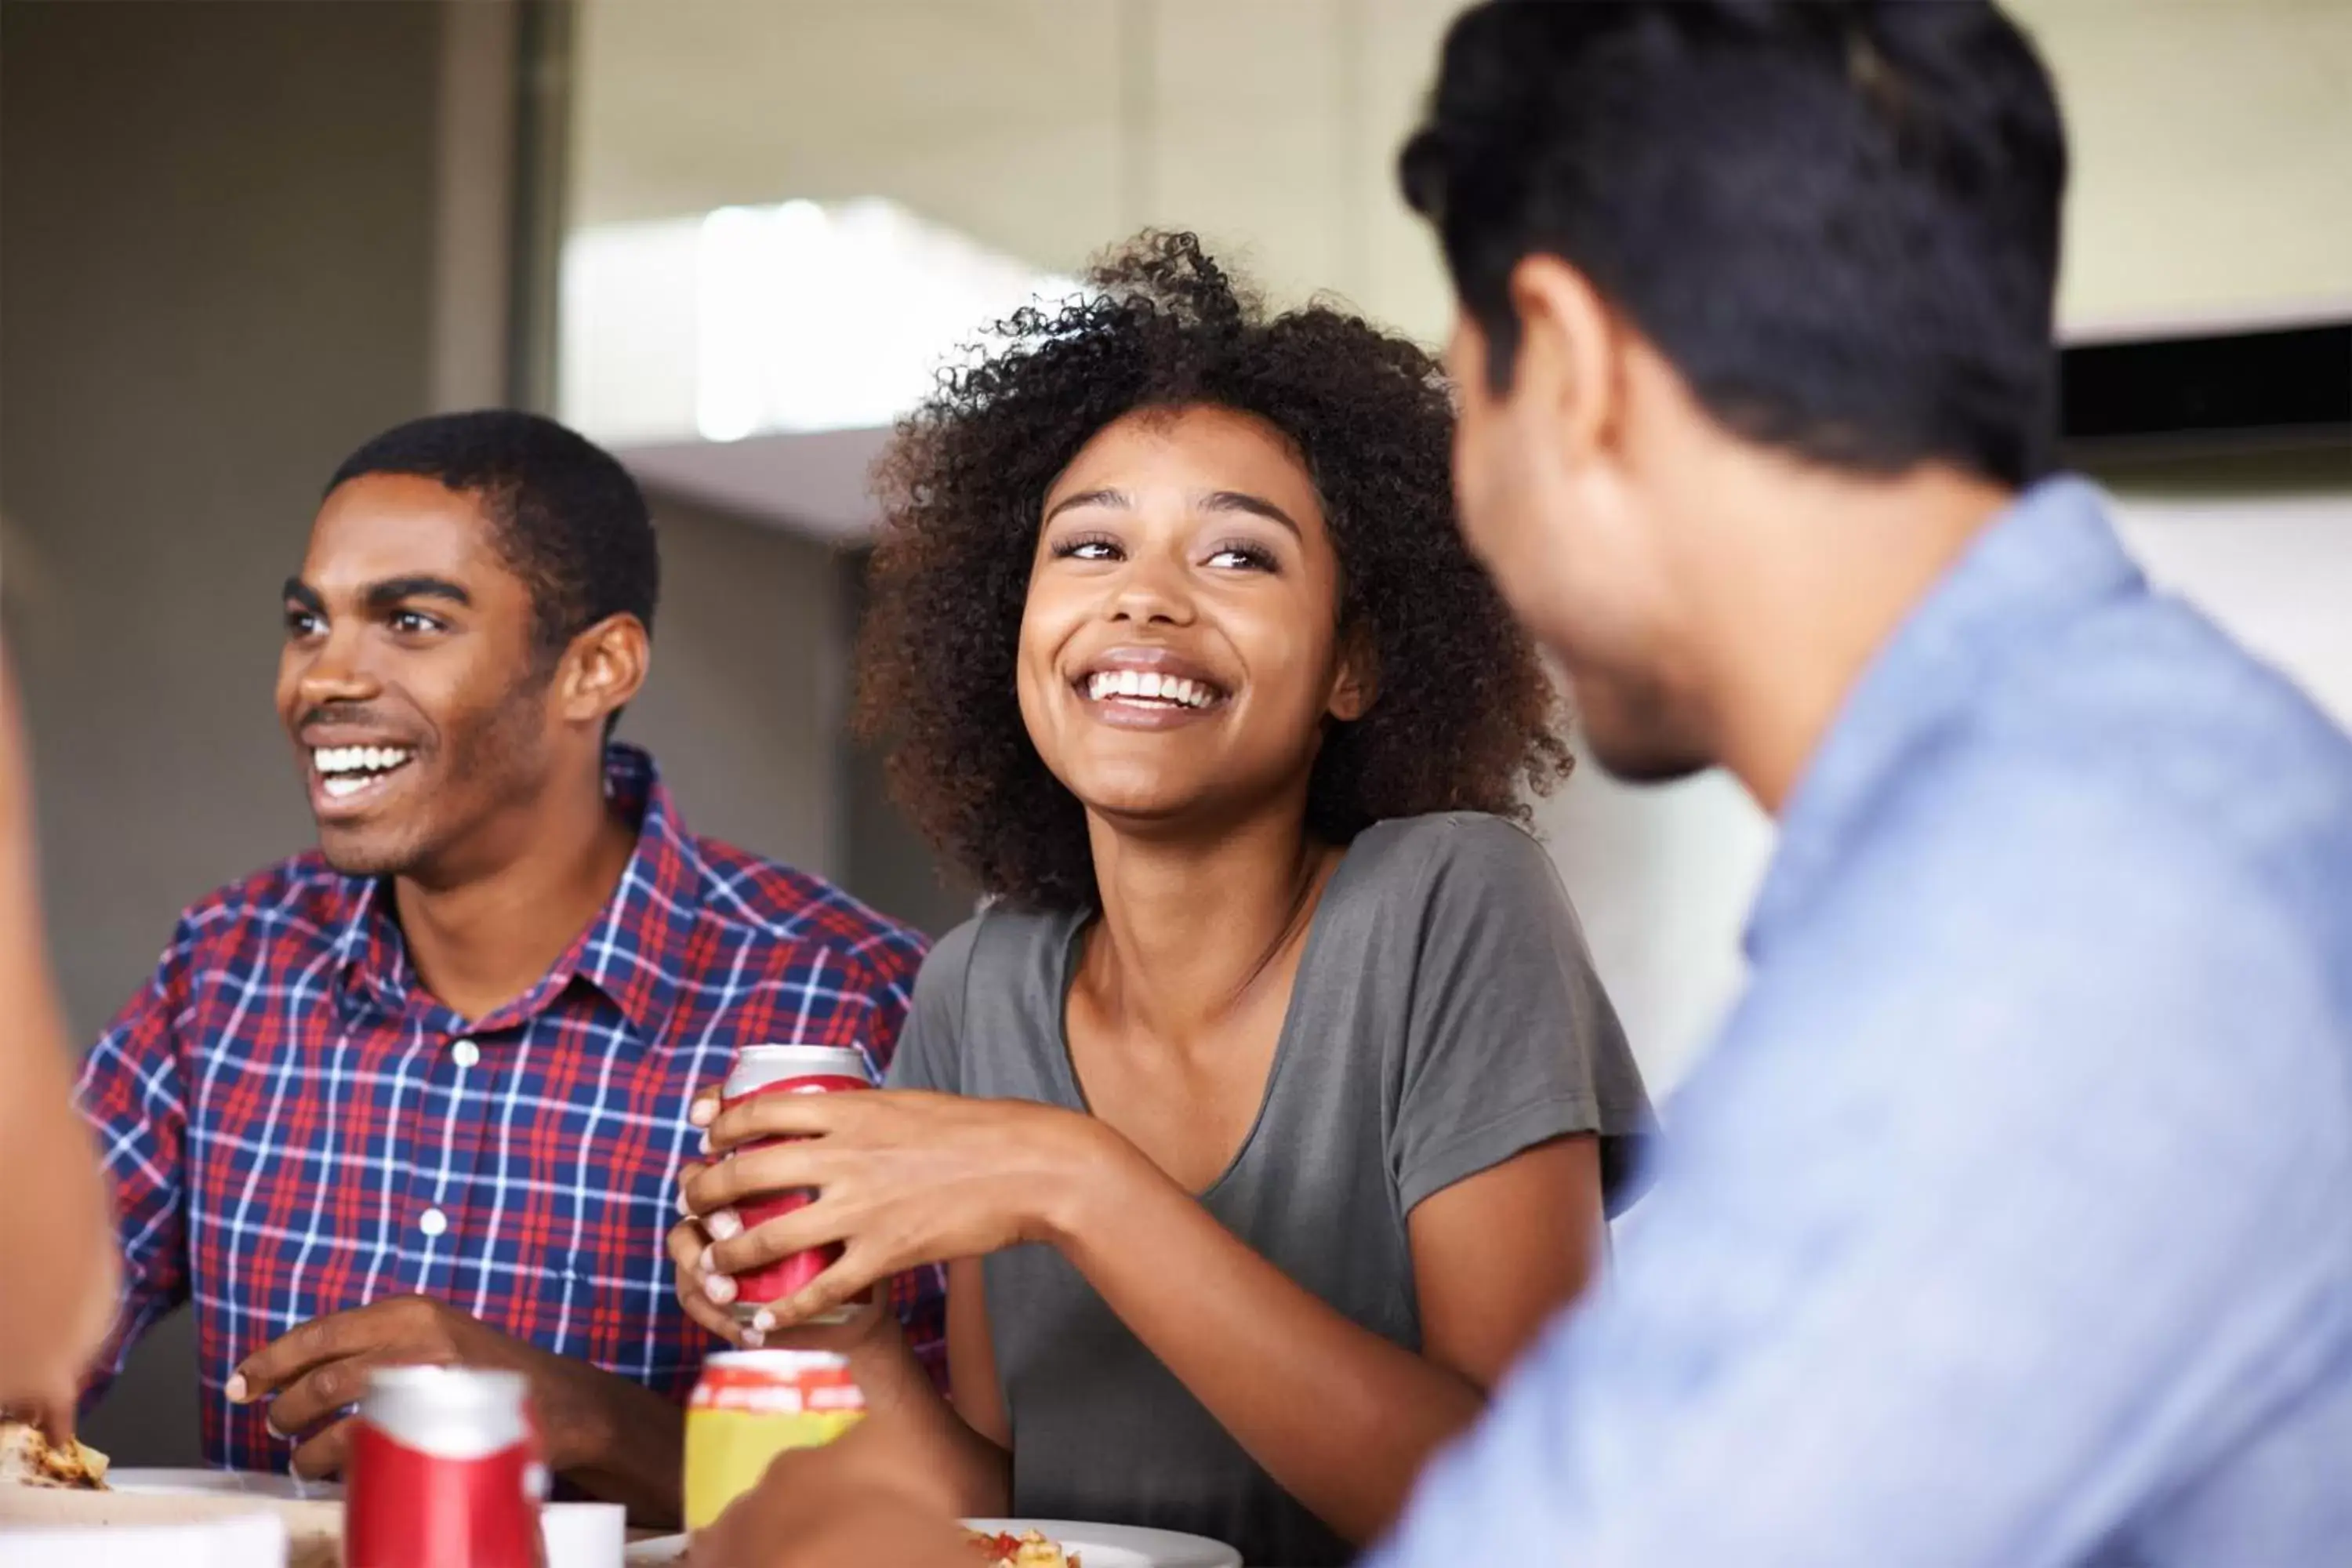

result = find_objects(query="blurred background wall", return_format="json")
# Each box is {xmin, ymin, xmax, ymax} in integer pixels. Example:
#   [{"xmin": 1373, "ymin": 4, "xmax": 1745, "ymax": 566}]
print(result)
[{"xmin": 2, "ymin": 0, "xmax": 2345, "ymax": 1464}]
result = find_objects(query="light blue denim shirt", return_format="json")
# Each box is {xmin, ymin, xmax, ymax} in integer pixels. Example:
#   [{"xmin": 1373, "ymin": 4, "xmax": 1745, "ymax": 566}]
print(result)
[{"xmin": 1367, "ymin": 477, "xmax": 2352, "ymax": 1568}]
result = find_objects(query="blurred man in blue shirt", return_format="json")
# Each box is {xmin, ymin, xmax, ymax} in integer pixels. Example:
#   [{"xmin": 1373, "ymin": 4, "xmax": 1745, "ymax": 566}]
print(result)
[
  {"xmin": 1370, "ymin": 2, "xmax": 2352, "ymax": 1563},
  {"xmin": 700, "ymin": 4, "xmax": 2352, "ymax": 1564}
]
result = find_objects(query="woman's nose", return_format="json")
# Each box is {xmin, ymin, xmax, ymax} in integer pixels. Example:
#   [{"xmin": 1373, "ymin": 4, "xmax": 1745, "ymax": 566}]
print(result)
[{"xmin": 1105, "ymin": 552, "xmax": 1196, "ymax": 626}]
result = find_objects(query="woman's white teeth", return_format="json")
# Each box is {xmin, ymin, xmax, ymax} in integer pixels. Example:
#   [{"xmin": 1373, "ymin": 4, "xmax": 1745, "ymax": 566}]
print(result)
[
  {"xmin": 313, "ymin": 745, "xmax": 415, "ymax": 779},
  {"xmin": 1083, "ymin": 671, "xmax": 1218, "ymax": 708}
]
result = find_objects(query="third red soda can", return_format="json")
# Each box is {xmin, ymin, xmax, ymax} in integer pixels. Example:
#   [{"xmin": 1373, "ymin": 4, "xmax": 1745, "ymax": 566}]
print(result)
[
  {"xmin": 344, "ymin": 1366, "xmax": 544, "ymax": 1568},
  {"xmin": 720, "ymin": 1043, "xmax": 875, "ymax": 1323}
]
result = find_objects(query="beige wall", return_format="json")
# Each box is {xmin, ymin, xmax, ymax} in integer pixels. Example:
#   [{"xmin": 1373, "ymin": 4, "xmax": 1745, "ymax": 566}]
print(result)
[
  {"xmin": 2, "ymin": 0, "xmax": 443, "ymax": 1043},
  {"xmin": 0, "ymin": 0, "xmax": 858, "ymax": 1464},
  {"xmin": 619, "ymin": 495, "xmax": 844, "ymax": 880},
  {"xmin": 1, "ymin": 0, "xmax": 448, "ymax": 1465},
  {"xmin": 572, "ymin": 0, "xmax": 2351, "ymax": 347},
  {"xmin": 2011, "ymin": 0, "xmax": 2352, "ymax": 328}
]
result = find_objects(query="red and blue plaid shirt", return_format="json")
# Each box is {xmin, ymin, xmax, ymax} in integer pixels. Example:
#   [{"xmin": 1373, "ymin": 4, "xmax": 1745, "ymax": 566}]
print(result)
[{"xmin": 74, "ymin": 745, "xmax": 938, "ymax": 1472}]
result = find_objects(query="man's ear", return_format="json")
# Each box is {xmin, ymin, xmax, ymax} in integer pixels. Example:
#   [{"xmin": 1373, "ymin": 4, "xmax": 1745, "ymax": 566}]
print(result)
[
  {"xmin": 1506, "ymin": 253, "xmax": 1627, "ymax": 471},
  {"xmin": 557, "ymin": 614, "xmax": 651, "ymax": 730}
]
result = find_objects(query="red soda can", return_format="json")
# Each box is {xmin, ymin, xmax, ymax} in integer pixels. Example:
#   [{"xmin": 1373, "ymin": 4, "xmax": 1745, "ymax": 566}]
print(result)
[
  {"xmin": 720, "ymin": 1043, "xmax": 875, "ymax": 1324},
  {"xmin": 344, "ymin": 1366, "xmax": 545, "ymax": 1568}
]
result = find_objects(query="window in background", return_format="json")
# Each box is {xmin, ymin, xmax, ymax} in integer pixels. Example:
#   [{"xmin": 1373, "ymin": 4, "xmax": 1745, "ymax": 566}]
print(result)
[
  {"xmin": 561, "ymin": 196, "xmax": 1074, "ymax": 445},
  {"xmin": 555, "ymin": 0, "xmax": 1471, "ymax": 450}
]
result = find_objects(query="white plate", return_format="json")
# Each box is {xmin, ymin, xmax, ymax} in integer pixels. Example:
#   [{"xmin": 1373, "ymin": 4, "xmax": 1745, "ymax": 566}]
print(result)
[
  {"xmin": 625, "ymin": 1519, "xmax": 1240, "ymax": 1567},
  {"xmin": 0, "ymin": 1512, "xmax": 289, "ymax": 1567},
  {"xmin": 108, "ymin": 1468, "xmax": 346, "ymax": 1502},
  {"xmin": 965, "ymin": 1519, "xmax": 1240, "ymax": 1568}
]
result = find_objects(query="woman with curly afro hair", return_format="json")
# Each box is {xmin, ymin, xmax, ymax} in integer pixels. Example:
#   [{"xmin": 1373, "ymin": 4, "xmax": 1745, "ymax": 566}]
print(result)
[{"xmin": 672, "ymin": 234, "xmax": 1653, "ymax": 1566}]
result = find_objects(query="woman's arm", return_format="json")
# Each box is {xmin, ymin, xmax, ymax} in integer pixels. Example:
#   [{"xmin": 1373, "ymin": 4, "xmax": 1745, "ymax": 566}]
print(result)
[
  {"xmin": 1051, "ymin": 1126, "xmax": 1602, "ymax": 1543},
  {"xmin": 935, "ymin": 1258, "xmax": 1011, "ymax": 1511},
  {"xmin": 943, "ymin": 1258, "xmax": 1010, "ymax": 1447},
  {"xmin": 828, "ymin": 1257, "xmax": 1014, "ymax": 1519},
  {"xmin": 1408, "ymin": 1136, "xmax": 1603, "ymax": 1386},
  {"xmin": 690, "ymin": 1091, "xmax": 1607, "ymax": 1545},
  {"xmin": 0, "ymin": 650, "xmax": 119, "ymax": 1402}
]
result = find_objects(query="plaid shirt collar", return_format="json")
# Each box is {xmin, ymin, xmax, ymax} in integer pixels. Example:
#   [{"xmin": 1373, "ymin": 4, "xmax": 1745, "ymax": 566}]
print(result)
[{"xmin": 331, "ymin": 744, "xmax": 702, "ymax": 1043}]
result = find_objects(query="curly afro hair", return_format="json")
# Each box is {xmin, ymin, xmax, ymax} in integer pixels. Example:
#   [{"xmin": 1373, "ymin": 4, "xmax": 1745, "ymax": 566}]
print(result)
[{"xmin": 855, "ymin": 230, "xmax": 1572, "ymax": 912}]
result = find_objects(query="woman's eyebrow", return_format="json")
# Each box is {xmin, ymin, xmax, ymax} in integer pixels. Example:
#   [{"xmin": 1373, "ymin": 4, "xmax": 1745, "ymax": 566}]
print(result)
[
  {"xmin": 1043, "ymin": 488, "xmax": 1128, "ymax": 524},
  {"xmin": 1199, "ymin": 490, "xmax": 1301, "ymax": 539}
]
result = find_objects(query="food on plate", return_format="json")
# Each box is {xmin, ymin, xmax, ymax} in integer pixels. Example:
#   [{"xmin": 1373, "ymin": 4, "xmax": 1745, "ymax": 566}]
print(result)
[
  {"xmin": 0, "ymin": 1417, "xmax": 110, "ymax": 1490},
  {"xmin": 964, "ymin": 1527, "xmax": 1080, "ymax": 1567}
]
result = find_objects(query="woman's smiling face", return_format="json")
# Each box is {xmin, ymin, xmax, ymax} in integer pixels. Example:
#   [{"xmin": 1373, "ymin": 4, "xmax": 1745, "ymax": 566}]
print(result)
[{"xmin": 1016, "ymin": 404, "xmax": 1373, "ymax": 831}]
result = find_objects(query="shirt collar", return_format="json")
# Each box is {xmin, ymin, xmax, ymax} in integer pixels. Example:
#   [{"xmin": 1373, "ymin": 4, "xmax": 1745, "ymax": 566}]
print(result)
[
  {"xmin": 335, "ymin": 743, "xmax": 703, "ymax": 1041},
  {"xmin": 1744, "ymin": 476, "xmax": 2144, "ymax": 956}
]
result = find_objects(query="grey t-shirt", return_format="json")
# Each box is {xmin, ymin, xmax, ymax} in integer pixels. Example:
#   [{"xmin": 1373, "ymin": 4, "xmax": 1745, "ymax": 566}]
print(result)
[{"xmin": 887, "ymin": 812, "xmax": 1653, "ymax": 1567}]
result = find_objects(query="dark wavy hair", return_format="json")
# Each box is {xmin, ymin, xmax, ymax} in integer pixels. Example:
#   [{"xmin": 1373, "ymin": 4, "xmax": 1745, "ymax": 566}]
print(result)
[
  {"xmin": 1400, "ymin": 0, "xmax": 2066, "ymax": 487},
  {"xmin": 855, "ymin": 231, "xmax": 1572, "ymax": 911}
]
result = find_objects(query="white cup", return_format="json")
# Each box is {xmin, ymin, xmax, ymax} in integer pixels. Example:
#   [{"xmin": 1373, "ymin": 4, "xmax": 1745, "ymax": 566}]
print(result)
[{"xmin": 540, "ymin": 1501, "xmax": 628, "ymax": 1568}]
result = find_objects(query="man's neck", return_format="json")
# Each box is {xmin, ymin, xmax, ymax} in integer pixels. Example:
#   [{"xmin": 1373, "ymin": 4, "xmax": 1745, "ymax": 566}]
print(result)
[
  {"xmin": 1691, "ymin": 462, "xmax": 2019, "ymax": 816},
  {"xmin": 391, "ymin": 772, "xmax": 641, "ymax": 1023}
]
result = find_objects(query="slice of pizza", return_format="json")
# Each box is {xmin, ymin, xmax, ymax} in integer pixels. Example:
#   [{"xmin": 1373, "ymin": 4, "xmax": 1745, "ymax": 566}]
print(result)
[
  {"xmin": 964, "ymin": 1527, "xmax": 1079, "ymax": 1568},
  {"xmin": 0, "ymin": 1417, "xmax": 110, "ymax": 1490}
]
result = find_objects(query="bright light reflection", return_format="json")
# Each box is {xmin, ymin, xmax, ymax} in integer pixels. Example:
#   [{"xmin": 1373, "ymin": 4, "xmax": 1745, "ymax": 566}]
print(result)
[{"xmin": 561, "ymin": 198, "xmax": 1076, "ymax": 445}]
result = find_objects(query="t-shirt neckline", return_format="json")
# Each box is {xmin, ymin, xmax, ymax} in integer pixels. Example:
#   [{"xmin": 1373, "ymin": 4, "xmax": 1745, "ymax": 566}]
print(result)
[{"xmin": 1046, "ymin": 837, "xmax": 1370, "ymax": 1202}]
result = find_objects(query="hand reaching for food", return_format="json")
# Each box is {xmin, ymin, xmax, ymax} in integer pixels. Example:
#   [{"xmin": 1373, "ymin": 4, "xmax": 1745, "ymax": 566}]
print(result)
[
  {"xmin": 0, "ymin": 644, "xmax": 120, "ymax": 1402},
  {"xmin": 0, "ymin": 1414, "xmax": 107, "ymax": 1491}
]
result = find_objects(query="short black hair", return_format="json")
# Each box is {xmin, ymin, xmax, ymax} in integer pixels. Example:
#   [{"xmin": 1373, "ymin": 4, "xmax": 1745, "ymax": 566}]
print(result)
[
  {"xmin": 327, "ymin": 409, "xmax": 659, "ymax": 659},
  {"xmin": 856, "ymin": 231, "xmax": 1572, "ymax": 910},
  {"xmin": 1400, "ymin": 0, "xmax": 2067, "ymax": 488}
]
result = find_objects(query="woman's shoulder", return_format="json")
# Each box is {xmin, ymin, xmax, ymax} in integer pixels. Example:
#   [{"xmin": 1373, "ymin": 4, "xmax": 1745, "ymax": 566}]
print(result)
[
  {"xmin": 1338, "ymin": 811, "xmax": 1562, "ymax": 904},
  {"xmin": 894, "ymin": 901, "xmax": 1088, "ymax": 1094},
  {"xmin": 916, "ymin": 898, "xmax": 1086, "ymax": 1007},
  {"xmin": 949, "ymin": 898, "xmax": 1087, "ymax": 955}
]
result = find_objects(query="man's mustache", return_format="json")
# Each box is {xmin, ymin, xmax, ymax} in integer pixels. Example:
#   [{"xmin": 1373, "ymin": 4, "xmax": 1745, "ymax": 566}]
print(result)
[{"xmin": 295, "ymin": 704, "xmax": 402, "ymax": 734}]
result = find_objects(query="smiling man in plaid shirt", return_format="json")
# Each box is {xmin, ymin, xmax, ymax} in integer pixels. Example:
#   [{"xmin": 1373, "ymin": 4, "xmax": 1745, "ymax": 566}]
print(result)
[{"xmin": 67, "ymin": 410, "xmax": 936, "ymax": 1523}]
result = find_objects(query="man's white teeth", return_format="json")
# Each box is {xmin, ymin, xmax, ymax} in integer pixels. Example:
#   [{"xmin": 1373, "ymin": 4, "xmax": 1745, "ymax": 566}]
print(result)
[
  {"xmin": 1083, "ymin": 671, "xmax": 1218, "ymax": 709},
  {"xmin": 312, "ymin": 745, "xmax": 415, "ymax": 778}
]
